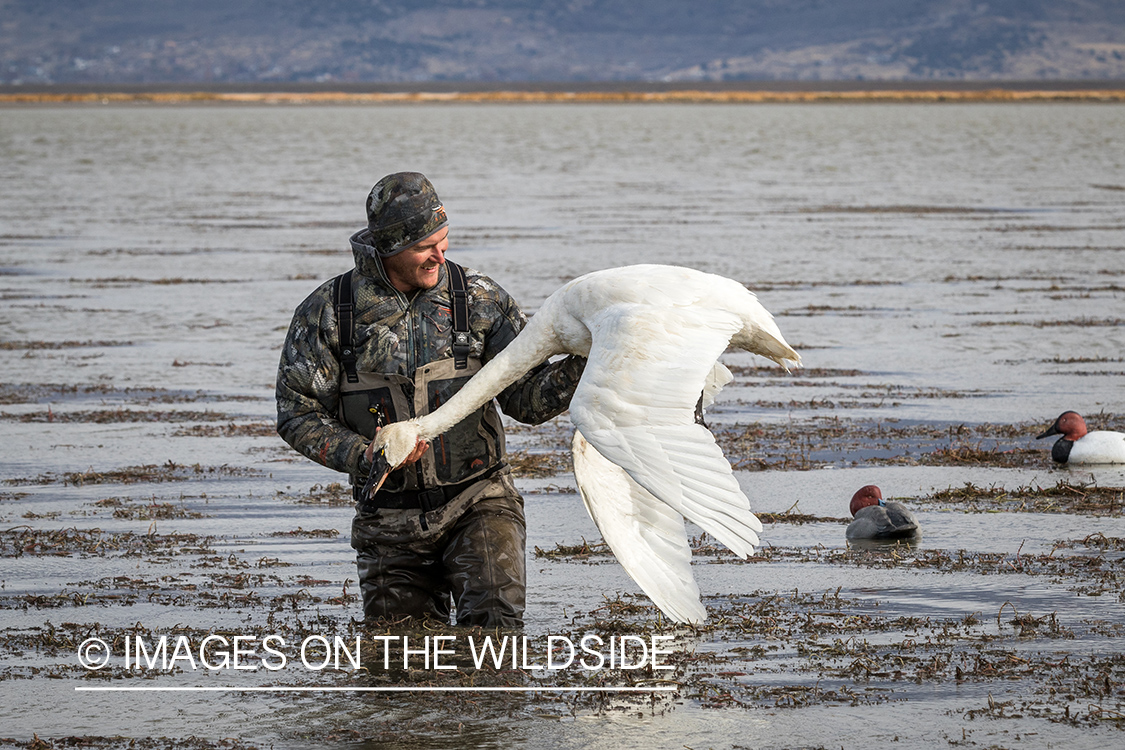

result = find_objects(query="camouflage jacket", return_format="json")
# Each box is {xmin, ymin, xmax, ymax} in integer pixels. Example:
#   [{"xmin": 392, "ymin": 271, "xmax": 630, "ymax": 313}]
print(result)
[{"xmin": 276, "ymin": 229, "xmax": 584, "ymax": 491}]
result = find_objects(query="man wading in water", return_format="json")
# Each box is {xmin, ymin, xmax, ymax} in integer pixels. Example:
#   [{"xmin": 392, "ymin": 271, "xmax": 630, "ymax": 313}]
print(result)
[{"xmin": 276, "ymin": 172, "xmax": 584, "ymax": 627}]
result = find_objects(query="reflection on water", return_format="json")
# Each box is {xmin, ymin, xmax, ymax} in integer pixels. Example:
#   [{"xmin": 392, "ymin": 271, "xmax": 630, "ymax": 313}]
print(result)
[{"xmin": 1, "ymin": 103, "xmax": 1123, "ymax": 748}]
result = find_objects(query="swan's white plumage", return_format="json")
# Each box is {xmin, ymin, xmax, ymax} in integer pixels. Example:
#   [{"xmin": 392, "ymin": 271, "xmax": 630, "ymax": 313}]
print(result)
[
  {"xmin": 701, "ymin": 363, "xmax": 735, "ymax": 412},
  {"xmin": 572, "ymin": 432, "xmax": 705, "ymax": 624},
  {"xmin": 372, "ymin": 264, "xmax": 799, "ymax": 623}
]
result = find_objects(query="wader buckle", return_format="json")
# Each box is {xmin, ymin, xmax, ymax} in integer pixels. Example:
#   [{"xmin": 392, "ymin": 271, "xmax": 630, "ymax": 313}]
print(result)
[{"xmin": 417, "ymin": 487, "xmax": 447, "ymax": 514}]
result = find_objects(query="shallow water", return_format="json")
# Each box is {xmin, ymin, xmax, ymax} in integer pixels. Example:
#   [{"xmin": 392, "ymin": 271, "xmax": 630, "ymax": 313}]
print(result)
[{"xmin": 1, "ymin": 102, "xmax": 1123, "ymax": 748}]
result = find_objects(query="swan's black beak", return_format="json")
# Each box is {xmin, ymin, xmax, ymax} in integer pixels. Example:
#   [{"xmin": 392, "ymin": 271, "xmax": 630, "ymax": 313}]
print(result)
[
  {"xmin": 360, "ymin": 448, "xmax": 393, "ymax": 503},
  {"xmin": 1036, "ymin": 423, "xmax": 1061, "ymax": 440}
]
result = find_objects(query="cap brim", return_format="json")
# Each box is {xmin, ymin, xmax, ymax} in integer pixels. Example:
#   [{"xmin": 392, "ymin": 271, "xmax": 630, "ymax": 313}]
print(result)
[{"xmin": 377, "ymin": 220, "xmax": 449, "ymax": 257}]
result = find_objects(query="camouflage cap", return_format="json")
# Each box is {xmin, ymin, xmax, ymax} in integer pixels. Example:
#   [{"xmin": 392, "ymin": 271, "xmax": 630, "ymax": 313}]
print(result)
[{"xmin": 365, "ymin": 172, "xmax": 449, "ymax": 257}]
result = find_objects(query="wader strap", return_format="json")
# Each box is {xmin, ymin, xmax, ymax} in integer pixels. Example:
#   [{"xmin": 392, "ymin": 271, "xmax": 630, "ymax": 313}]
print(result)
[
  {"xmin": 333, "ymin": 270, "xmax": 359, "ymax": 384},
  {"xmin": 446, "ymin": 261, "xmax": 471, "ymax": 370}
]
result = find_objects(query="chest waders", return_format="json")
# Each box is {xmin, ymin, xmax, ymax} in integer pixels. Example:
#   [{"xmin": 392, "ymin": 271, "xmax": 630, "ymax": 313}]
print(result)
[{"xmin": 333, "ymin": 263, "xmax": 506, "ymax": 523}]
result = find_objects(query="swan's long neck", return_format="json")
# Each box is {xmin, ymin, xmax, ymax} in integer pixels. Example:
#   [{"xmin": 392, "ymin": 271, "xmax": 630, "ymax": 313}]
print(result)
[{"xmin": 414, "ymin": 311, "xmax": 562, "ymax": 438}]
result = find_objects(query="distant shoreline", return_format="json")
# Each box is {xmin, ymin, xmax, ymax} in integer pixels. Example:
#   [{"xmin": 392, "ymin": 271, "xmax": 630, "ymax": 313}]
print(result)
[{"xmin": 4, "ymin": 80, "xmax": 1125, "ymax": 104}]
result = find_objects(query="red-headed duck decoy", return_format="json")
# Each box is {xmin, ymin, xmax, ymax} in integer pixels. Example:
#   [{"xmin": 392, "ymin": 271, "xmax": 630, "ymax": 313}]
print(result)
[
  {"xmin": 1036, "ymin": 411, "xmax": 1125, "ymax": 465},
  {"xmin": 846, "ymin": 485, "xmax": 920, "ymax": 541}
]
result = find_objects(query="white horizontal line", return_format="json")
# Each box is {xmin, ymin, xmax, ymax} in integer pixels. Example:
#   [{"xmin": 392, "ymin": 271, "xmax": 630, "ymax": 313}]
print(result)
[{"xmin": 75, "ymin": 685, "xmax": 677, "ymax": 693}]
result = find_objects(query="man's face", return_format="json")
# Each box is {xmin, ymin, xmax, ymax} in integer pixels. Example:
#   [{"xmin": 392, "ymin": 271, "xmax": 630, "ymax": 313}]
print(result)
[{"xmin": 382, "ymin": 227, "xmax": 449, "ymax": 293}]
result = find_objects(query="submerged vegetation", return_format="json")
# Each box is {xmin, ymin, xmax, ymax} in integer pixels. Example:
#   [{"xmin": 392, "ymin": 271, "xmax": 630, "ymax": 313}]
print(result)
[
  {"xmin": 4, "ymin": 462, "xmax": 261, "ymax": 487},
  {"xmin": 923, "ymin": 480, "xmax": 1125, "ymax": 515}
]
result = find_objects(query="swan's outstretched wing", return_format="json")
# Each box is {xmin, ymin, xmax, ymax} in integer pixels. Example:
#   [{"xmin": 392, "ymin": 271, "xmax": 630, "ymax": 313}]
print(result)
[
  {"xmin": 568, "ymin": 303, "xmax": 763, "ymax": 558},
  {"xmin": 572, "ymin": 432, "xmax": 706, "ymax": 624}
]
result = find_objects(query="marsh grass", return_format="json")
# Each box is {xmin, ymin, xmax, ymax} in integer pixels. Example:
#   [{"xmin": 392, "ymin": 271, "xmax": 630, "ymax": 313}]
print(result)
[{"xmin": 924, "ymin": 480, "xmax": 1125, "ymax": 515}]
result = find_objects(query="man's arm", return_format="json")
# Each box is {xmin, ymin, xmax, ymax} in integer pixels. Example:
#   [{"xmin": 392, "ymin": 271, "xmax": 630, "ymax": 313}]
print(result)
[
  {"xmin": 476, "ymin": 281, "xmax": 585, "ymax": 425},
  {"xmin": 275, "ymin": 292, "xmax": 370, "ymax": 478},
  {"xmin": 495, "ymin": 354, "xmax": 586, "ymax": 425}
]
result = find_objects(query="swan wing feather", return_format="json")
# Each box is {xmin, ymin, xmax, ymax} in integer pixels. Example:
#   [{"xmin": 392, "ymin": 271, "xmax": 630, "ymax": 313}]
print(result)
[
  {"xmin": 568, "ymin": 302, "xmax": 762, "ymax": 558},
  {"xmin": 572, "ymin": 432, "xmax": 706, "ymax": 624}
]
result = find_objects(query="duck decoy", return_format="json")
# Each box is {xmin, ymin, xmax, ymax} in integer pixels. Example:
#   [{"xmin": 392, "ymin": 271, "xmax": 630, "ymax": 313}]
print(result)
[
  {"xmin": 846, "ymin": 485, "xmax": 920, "ymax": 541},
  {"xmin": 1036, "ymin": 411, "xmax": 1125, "ymax": 465}
]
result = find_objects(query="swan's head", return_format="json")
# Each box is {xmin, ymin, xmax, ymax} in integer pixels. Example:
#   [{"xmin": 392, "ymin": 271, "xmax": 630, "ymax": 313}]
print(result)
[
  {"xmin": 362, "ymin": 421, "xmax": 423, "ymax": 500},
  {"xmin": 849, "ymin": 484, "xmax": 884, "ymax": 516},
  {"xmin": 1036, "ymin": 411, "xmax": 1087, "ymax": 441}
]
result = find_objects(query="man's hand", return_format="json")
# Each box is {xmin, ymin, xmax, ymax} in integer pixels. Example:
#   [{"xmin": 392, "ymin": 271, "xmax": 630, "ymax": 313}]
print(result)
[{"xmin": 365, "ymin": 430, "xmax": 429, "ymax": 469}]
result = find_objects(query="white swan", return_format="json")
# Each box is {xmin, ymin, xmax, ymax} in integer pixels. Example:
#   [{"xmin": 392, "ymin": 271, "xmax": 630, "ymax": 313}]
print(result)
[{"xmin": 368, "ymin": 264, "xmax": 801, "ymax": 623}]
